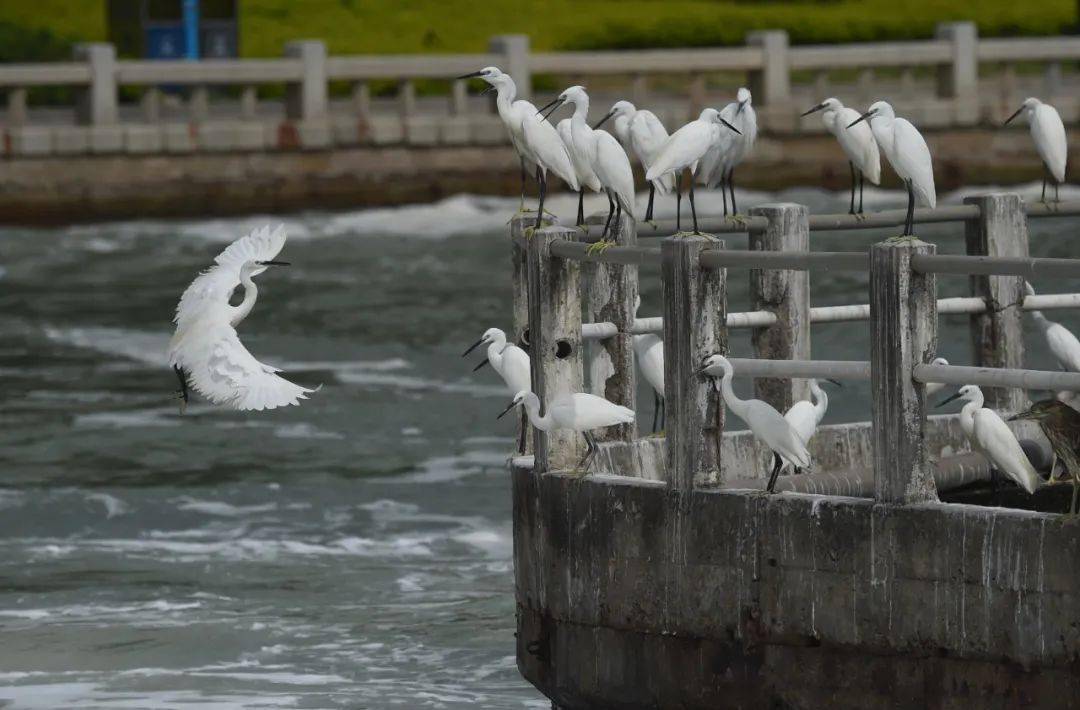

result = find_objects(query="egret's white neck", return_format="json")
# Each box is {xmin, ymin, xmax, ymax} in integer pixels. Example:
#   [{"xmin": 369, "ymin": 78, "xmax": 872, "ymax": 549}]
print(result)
[
  {"xmin": 1030, "ymin": 309, "xmax": 1051, "ymax": 329},
  {"xmin": 493, "ymin": 79, "xmax": 517, "ymax": 118},
  {"xmin": 958, "ymin": 398, "xmax": 980, "ymax": 437},
  {"xmin": 569, "ymin": 96, "xmax": 591, "ymax": 127},
  {"xmin": 522, "ymin": 392, "xmax": 554, "ymax": 431},
  {"xmin": 230, "ymin": 271, "xmax": 259, "ymax": 327},
  {"xmin": 810, "ymin": 381, "xmax": 828, "ymax": 424},
  {"xmin": 718, "ymin": 366, "xmax": 749, "ymax": 419}
]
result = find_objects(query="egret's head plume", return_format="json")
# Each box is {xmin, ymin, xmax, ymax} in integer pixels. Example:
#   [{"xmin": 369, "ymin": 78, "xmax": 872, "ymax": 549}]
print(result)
[{"xmin": 736, "ymin": 87, "xmax": 752, "ymax": 108}]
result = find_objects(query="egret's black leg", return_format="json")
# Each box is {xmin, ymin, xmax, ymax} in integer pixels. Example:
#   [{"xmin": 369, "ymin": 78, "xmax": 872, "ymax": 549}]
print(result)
[
  {"xmin": 904, "ymin": 179, "xmax": 915, "ymax": 235},
  {"xmin": 766, "ymin": 452, "xmax": 783, "ymax": 493},
  {"xmin": 721, "ymin": 175, "xmax": 729, "ymax": 216},
  {"xmin": 1055, "ymin": 179, "xmax": 1060, "ymax": 204},
  {"xmin": 1042, "ymin": 175, "xmax": 1047, "ymax": 204},
  {"xmin": 517, "ymin": 408, "xmax": 528, "ymax": 455},
  {"xmin": 519, "ymin": 157, "xmax": 528, "ymax": 211},
  {"xmin": 584, "ymin": 432, "xmax": 599, "ymax": 472},
  {"xmin": 645, "ymin": 183, "xmax": 656, "ymax": 222},
  {"xmin": 675, "ymin": 173, "xmax": 683, "ymax": 232},
  {"xmin": 689, "ymin": 178, "xmax": 700, "ymax": 234},
  {"xmin": 614, "ymin": 200, "xmax": 623, "ymax": 240},
  {"xmin": 173, "ymin": 365, "xmax": 189, "ymax": 412},
  {"xmin": 859, "ymin": 170, "xmax": 865, "ymax": 214},
  {"xmin": 601, "ymin": 192, "xmax": 616, "ymax": 239},
  {"xmin": 534, "ymin": 169, "xmax": 548, "ymax": 230},
  {"xmin": 728, "ymin": 168, "xmax": 737, "ymax": 215},
  {"xmin": 848, "ymin": 161, "xmax": 857, "ymax": 215},
  {"xmin": 651, "ymin": 391, "xmax": 660, "ymax": 433},
  {"xmin": 577, "ymin": 189, "xmax": 585, "ymax": 227}
]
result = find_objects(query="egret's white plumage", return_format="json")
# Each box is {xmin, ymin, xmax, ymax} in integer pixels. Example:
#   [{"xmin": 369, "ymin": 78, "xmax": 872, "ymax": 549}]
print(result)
[
  {"xmin": 802, "ymin": 97, "xmax": 880, "ymax": 213},
  {"xmin": 1026, "ymin": 282, "xmax": 1080, "ymax": 372},
  {"xmin": 924, "ymin": 357, "xmax": 950, "ymax": 397},
  {"xmin": 700, "ymin": 354, "xmax": 811, "ymax": 490},
  {"xmin": 600, "ymin": 101, "xmax": 675, "ymax": 197},
  {"xmin": 784, "ymin": 379, "xmax": 830, "ymax": 447},
  {"xmin": 499, "ymin": 389, "xmax": 635, "ymax": 471},
  {"xmin": 700, "ymin": 88, "xmax": 756, "ymax": 215},
  {"xmin": 168, "ymin": 225, "xmax": 315, "ymax": 411},
  {"xmin": 464, "ymin": 327, "xmax": 531, "ymax": 396},
  {"xmin": 851, "ymin": 101, "xmax": 934, "ymax": 235},
  {"xmin": 1007, "ymin": 97, "xmax": 1067, "ymax": 189},
  {"xmin": 941, "ymin": 385, "xmax": 1040, "ymax": 494},
  {"xmin": 557, "ymin": 118, "xmax": 603, "ymax": 194}
]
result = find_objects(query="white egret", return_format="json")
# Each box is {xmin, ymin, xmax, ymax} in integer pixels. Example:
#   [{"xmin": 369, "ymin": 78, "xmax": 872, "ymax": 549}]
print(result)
[
  {"xmin": 629, "ymin": 297, "xmax": 664, "ymax": 432},
  {"xmin": 937, "ymin": 385, "xmax": 1040, "ymax": 495},
  {"xmin": 1025, "ymin": 282, "xmax": 1080, "ymax": 372},
  {"xmin": 924, "ymin": 357, "xmax": 950, "ymax": 397},
  {"xmin": 801, "ymin": 97, "xmax": 881, "ymax": 215},
  {"xmin": 783, "ymin": 378, "xmax": 841, "ymax": 453},
  {"xmin": 848, "ymin": 100, "xmax": 935, "ymax": 236},
  {"xmin": 168, "ymin": 225, "xmax": 316, "ymax": 412},
  {"xmin": 646, "ymin": 108, "xmax": 741, "ymax": 233},
  {"xmin": 538, "ymin": 86, "xmax": 636, "ymax": 240},
  {"xmin": 594, "ymin": 101, "xmax": 675, "ymax": 223},
  {"xmin": 497, "ymin": 389, "xmax": 635, "ymax": 473},
  {"xmin": 457, "ymin": 67, "xmax": 579, "ymax": 228},
  {"xmin": 697, "ymin": 354, "xmax": 811, "ymax": 492},
  {"xmin": 463, "ymin": 327, "xmax": 532, "ymax": 453},
  {"xmin": 1005, "ymin": 97, "xmax": 1067, "ymax": 204},
  {"xmin": 556, "ymin": 117, "xmax": 603, "ymax": 227},
  {"xmin": 702, "ymin": 87, "xmax": 757, "ymax": 216}
]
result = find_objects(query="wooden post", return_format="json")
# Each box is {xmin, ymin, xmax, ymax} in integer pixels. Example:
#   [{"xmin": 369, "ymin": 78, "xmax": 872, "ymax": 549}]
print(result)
[
  {"xmin": 527, "ymin": 227, "xmax": 585, "ymax": 473},
  {"xmin": 284, "ymin": 40, "xmax": 328, "ymax": 121},
  {"xmin": 510, "ymin": 214, "xmax": 553, "ymax": 455},
  {"xmin": 964, "ymin": 193, "xmax": 1029, "ymax": 413},
  {"xmin": 584, "ymin": 213, "xmax": 638, "ymax": 443},
  {"xmin": 746, "ymin": 30, "xmax": 791, "ymax": 130},
  {"xmin": 73, "ymin": 43, "xmax": 117, "ymax": 126},
  {"xmin": 870, "ymin": 238, "xmax": 939, "ymax": 504},
  {"xmin": 935, "ymin": 22, "xmax": 978, "ymax": 125},
  {"xmin": 749, "ymin": 203, "xmax": 811, "ymax": 413},
  {"xmin": 662, "ymin": 235, "xmax": 727, "ymax": 488}
]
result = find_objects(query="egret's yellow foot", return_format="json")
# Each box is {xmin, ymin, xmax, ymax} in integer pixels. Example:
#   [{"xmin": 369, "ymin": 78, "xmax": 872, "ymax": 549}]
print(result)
[{"xmin": 586, "ymin": 239, "xmax": 616, "ymax": 256}]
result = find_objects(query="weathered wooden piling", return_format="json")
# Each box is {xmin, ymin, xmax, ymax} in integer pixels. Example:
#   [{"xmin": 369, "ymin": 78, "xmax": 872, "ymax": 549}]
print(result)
[
  {"xmin": 510, "ymin": 214, "xmax": 551, "ymax": 455},
  {"xmin": 870, "ymin": 238, "xmax": 939, "ymax": 504},
  {"xmin": 661, "ymin": 235, "xmax": 727, "ymax": 488},
  {"xmin": 964, "ymin": 193, "xmax": 1029, "ymax": 413},
  {"xmin": 749, "ymin": 203, "xmax": 811, "ymax": 412},
  {"xmin": 583, "ymin": 213, "xmax": 638, "ymax": 442},
  {"xmin": 526, "ymin": 227, "xmax": 585, "ymax": 471}
]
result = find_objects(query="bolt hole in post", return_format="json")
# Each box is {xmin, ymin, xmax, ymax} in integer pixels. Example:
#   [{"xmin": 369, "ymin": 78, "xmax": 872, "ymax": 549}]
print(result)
[
  {"xmin": 555, "ymin": 340, "xmax": 573, "ymax": 359},
  {"xmin": 520, "ymin": 328, "xmax": 530, "ymax": 348}
]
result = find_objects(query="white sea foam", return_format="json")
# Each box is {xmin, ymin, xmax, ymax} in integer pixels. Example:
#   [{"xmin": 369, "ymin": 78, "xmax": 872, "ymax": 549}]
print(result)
[
  {"xmin": 174, "ymin": 497, "xmax": 279, "ymax": 517},
  {"xmin": 84, "ymin": 493, "xmax": 130, "ymax": 518},
  {"xmin": 43, "ymin": 325, "xmax": 168, "ymax": 368},
  {"xmin": 379, "ymin": 450, "xmax": 508, "ymax": 484},
  {"xmin": 273, "ymin": 422, "xmax": 344, "ymax": 440}
]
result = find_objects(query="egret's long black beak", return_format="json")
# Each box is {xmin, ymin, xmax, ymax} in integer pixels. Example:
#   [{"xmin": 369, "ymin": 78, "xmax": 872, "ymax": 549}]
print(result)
[
  {"xmin": 258, "ymin": 260, "xmax": 290, "ymax": 266},
  {"xmin": 497, "ymin": 400, "xmax": 518, "ymax": 420},
  {"xmin": 846, "ymin": 109, "xmax": 876, "ymax": 129},
  {"xmin": 1004, "ymin": 105, "xmax": 1025, "ymax": 126},
  {"xmin": 824, "ymin": 378, "xmax": 843, "ymax": 388},
  {"xmin": 936, "ymin": 391, "xmax": 963, "ymax": 408},
  {"xmin": 472, "ymin": 358, "xmax": 490, "ymax": 372},
  {"xmin": 593, "ymin": 110, "xmax": 616, "ymax": 130},
  {"xmin": 801, "ymin": 103, "xmax": 826, "ymax": 117},
  {"xmin": 456, "ymin": 70, "xmax": 485, "ymax": 80},
  {"xmin": 462, "ymin": 338, "xmax": 486, "ymax": 358},
  {"xmin": 538, "ymin": 97, "xmax": 565, "ymax": 120},
  {"xmin": 719, "ymin": 117, "xmax": 741, "ymax": 135}
]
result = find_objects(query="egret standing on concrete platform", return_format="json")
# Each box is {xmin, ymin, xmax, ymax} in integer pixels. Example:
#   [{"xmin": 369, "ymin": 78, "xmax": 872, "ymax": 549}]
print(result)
[
  {"xmin": 698, "ymin": 354, "xmax": 811, "ymax": 492},
  {"xmin": 594, "ymin": 101, "xmax": 675, "ymax": 223},
  {"xmin": 784, "ymin": 378, "xmax": 840, "ymax": 454},
  {"xmin": 457, "ymin": 67, "xmax": 579, "ymax": 227},
  {"xmin": 848, "ymin": 100, "xmax": 935, "ymax": 236},
  {"xmin": 646, "ymin": 109, "xmax": 741, "ymax": 233},
  {"xmin": 168, "ymin": 225, "xmax": 316, "ymax": 412},
  {"xmin": 1025, "ymin": 283, "xmax": 1080, "ymax": 373},
  {"xmin": 464, "ymin": 327, "xmax": 532, "ymax": 453},
  {"xmin": 802, "ymin": 97, "xmax": 881, "ymax": 215},
  {"xmin": 539, "ymin": 86, "xmax": 636, "ymax": 240},
  {"xmin": 1005, "ymin": 98, "xmax": 1067, "ymax": 204}
]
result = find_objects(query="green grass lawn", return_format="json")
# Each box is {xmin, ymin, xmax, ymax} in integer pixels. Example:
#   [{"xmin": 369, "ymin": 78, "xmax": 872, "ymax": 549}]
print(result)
[{"xmin": 0, "ymin": 0, "xmax": 1074, "ymax": 60}]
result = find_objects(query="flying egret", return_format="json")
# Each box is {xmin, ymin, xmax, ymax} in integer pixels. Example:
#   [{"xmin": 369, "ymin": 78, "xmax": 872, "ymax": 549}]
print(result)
[
  {"xmin": 701, "ymin": 88, "xmax": 757, "ymax": 216},
  {"xmin": 783, "ymin": 378, "xmax": 841, "ymax": 454},
  {"xmin": 594, "ymin": 101, "xmax": 675, "ymax": 223},
  {"xmin": 1005, "ymin": 97, "xmax": 1067, "ymax": 204},
  {"xmin": 924, "ymin": 357, "xmax": 950, "ymax": 397},
  {"xmin": 497, "ymin": 389, "xmax": 635, "ymax": 473},
  {"xmin": 937, "ymin": 385, "xmax": 1040, "ymax": 496},
  {"xmin": 848, "ymin": 100, "xmax": 936, "ymax": 236},
  {"xmin": 556, "ymin": 117, "xmax": 603, "ymax": 227},
  {"xmin": 168, "ymin": 225, "xmax": 316, "ymax": 412},
  {"xmin": 1025, "ymin": 282, "xmax": 1080, "ymax": 372},
  {"xmin": 463, "ymin": 327, "xmax": 532, "ymax": 453},
  {"xmin": 646, "ymin": 108, "xmax": 741, "ymax": 233},
  {"xmin": 1010, "ymin": 399, "xmax": 1080, "ymax": 514},
  {"xmin": 538, "ymin": 86, "xmax": 636, "ymax": 240},
  {"xmin": 457, "ymin": 67, "xmax": 579, "ymax": 228},
  {"xmin": 697, "ymin": 354, "xmax": 811, "ymax": 492},
  {"xmin": 801, "ymin": 97, "xmax": 881, "ymax": 215}
]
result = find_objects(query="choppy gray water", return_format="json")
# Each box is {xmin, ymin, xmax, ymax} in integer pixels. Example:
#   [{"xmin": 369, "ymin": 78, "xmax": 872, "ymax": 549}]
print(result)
[{"xmin": 1, "ymin": 183, "xmax": 1078, "ymax": 709}]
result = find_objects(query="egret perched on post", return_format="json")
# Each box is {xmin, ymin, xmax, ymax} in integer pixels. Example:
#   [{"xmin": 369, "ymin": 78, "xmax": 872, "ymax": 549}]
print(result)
[
  {"xmin": 1010, "ymin": 399, "xmax": 1080, "ymax": 514},
  {"xmin": 937, "ymin": 385, "xmax": 1040, "ymax": 495},
  {"xmin": 556, "ymin": 117, "xmax": 602, "ymax": 227},
  {"xmin": 646, "ymin": 109, "xmax": 741, "ymax": 233},
  {"xmin": 784, "ymin": 378, "xmax": 841, "ymax": 453},
  {"xmin": 848, "ymin": 100, "xmax": 935, "ymax": 236},
  {"xmin": 924, "ymin": 357, "xmax": 950, "ymax": 397},
  {"xmin": 1004, "ymin": 97, "xmax": 1067, "ymax": 204},
  {"xmin": 538, "ymin": 86, "xmax": 636, "ymax": 241},
  {"xmin": 594, "ymin": 101, "xmax": 675, "ymax": 223},
  {"xmin": 1025, "ymin": 282, "xmax": 1080, "ymax": 373},
  {"xmin": 497, "ymin": 390, "xmax": 635, "ymax": 473},
  {"xmin": 699, "ymin": 88, "xmax": 757, "ymax": 216},
  {"xmin": 168, "ymin": 225, "xmax": 316, "ymax": 412},
  {"xmin": 801, "ymin": 97, "xmax": 881, "ymax": 215},
  {"xmin": 463, "ymin": 327, "xmax": 532, "ymax": 453},
  {"xmin": 697, "ymin": 354, "xmax": 811, "ymax": 492},
  {"xmin": 456, "ymin": 67, "xmax": 578, "ymax": 227},
  {"xmin": 630, "ymin": 297, "xmax": 664, "ymax": 432}
]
